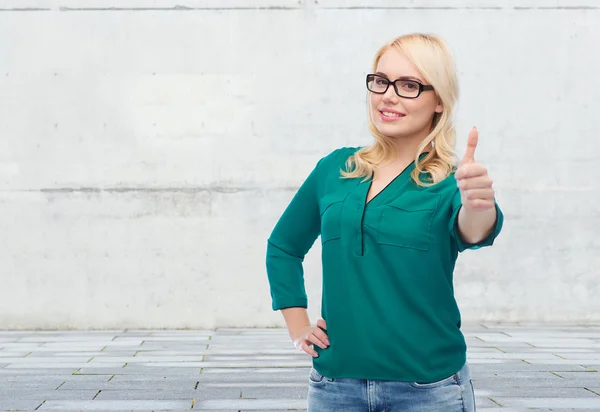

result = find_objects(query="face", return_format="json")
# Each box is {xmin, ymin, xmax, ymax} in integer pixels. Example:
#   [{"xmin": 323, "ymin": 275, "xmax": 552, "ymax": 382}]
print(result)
[{"xmin": 369, "ymin": 48, "xmax": 442, "ymax": 140}]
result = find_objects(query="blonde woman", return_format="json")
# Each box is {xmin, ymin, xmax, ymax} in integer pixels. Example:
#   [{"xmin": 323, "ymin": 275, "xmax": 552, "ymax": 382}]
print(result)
[{"xmin": 266, "ymin": 33, "xmax": 503, "ymax": 412}]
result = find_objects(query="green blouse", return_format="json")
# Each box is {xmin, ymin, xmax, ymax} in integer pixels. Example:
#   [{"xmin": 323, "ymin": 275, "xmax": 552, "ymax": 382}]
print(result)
[{"xmin": 266, "ymin": 147, "xmax": 504, "ymax": 382}]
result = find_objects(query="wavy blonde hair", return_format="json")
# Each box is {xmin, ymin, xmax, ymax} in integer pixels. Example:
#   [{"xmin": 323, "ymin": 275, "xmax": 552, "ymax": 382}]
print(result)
[{"xmin": 341, "ymin": 33, "xmax": 460, "ymax": 186}]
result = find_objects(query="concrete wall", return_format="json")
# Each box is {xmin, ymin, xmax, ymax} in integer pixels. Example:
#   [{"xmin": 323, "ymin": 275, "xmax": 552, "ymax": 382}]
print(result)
[{"xmin": 0, "ymin": 0, "xmax": 598, "ymax": 329}]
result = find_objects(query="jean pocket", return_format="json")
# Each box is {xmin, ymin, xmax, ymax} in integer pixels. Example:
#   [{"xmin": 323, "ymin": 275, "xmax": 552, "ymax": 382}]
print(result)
[
  {"xmin": 308, "ymin": 367, "xmax": 330, "ymax": 385},
  {"xmin": 409, "ymin": 373, "xmax": 458, "ymax": 389}
]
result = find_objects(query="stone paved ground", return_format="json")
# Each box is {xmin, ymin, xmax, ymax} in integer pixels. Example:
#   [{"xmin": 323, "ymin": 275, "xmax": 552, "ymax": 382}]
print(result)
[{"xmin": 0, "ymin": 324, "xmax": 599, "ymax": 411}]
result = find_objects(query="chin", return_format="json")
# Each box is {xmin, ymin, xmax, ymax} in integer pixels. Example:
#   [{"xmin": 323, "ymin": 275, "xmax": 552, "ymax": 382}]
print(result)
[{"xmin": 375, "ymin": 124, "xmax": 410, "ymax": 138}]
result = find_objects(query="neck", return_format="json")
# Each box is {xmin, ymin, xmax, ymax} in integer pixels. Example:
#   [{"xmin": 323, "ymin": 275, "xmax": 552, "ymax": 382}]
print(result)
[{"xmin": 389, "ymin": 129, "xmax": 431, "ymax": 164}]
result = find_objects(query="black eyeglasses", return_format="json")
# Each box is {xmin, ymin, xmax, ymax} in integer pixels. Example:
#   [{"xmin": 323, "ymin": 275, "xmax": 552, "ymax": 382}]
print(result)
[{"xmin": 366, "ymin": 74, "xmax": 434, "ymax": 99}]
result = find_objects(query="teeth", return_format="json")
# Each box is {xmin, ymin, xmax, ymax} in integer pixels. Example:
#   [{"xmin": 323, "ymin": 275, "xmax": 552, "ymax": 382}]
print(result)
[{"xmin": 383, "ymin": 111, "xmax": 401, "ymax": 117}]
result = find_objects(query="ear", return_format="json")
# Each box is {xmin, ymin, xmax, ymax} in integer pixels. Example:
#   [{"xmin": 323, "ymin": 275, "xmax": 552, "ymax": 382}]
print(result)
[{"xmin": 435, "ymin": 99, "xmax": 443, "ymax": 114}]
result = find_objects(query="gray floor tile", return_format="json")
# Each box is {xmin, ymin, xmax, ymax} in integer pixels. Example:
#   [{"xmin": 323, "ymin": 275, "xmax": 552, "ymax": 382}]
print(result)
[
  {"xmin": 494, "ymin": 397, "xmax": 600, "ymax": 408},
  {"xmin": 240, "ymin": 386, "xmax": 307, "ymax": 399},
  {"xmin": 94, "ymin": 389, "xmax": 198, "ymax": 400},
  {"xmin": 37, "ymin": 400, "xmax": 192, "ymax": 410},
  {"xmin": 0, "ymin": 400, "xmax": 44, "ymax": 410},
  {"xmin": 0, "ymin": 389, "xmax": 97, "ymax": 400},
  {"xmin": 194, "ymin": 398, "xmax": 307, "ymax": 410}
]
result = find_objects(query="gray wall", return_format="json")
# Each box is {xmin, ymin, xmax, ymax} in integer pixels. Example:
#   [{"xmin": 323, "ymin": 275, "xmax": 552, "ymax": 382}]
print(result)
[{"xmin": 1, "ymin": 0, "xmax": 598, "ymax": 329}]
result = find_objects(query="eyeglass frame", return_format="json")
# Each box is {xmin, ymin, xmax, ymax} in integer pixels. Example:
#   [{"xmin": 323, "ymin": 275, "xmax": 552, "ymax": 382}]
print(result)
[{"xmin": 366, "ymin": 73, "xmax": 434, "ymax": 99}]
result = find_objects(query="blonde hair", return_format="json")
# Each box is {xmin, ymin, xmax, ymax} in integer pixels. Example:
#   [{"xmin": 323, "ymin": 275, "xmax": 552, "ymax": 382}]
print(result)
[{"xmin": 341, "ymin": 33, "xmax": 460, "ymax": 186}]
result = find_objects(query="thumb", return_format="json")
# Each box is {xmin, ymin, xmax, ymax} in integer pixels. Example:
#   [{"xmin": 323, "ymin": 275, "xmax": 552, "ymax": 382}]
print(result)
[{"xmin": 461, "ymin": 126, "xmax": 478, "ymax": 164}]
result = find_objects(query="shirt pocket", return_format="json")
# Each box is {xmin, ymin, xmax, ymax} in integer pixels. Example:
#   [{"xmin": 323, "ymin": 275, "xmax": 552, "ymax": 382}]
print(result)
[
  {"xmin": 376, "ymin": 192, "xmax": 440, "ymax": 251},
  {"xmin": 318, "ymin": 192, "xmax": 348, "ymax": 244}
]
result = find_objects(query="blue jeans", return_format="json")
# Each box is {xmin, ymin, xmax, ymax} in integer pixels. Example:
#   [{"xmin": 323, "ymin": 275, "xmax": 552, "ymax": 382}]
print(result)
[{"xmin": 307, "ymin": 361, "xmax": 476, "ymax": 412}]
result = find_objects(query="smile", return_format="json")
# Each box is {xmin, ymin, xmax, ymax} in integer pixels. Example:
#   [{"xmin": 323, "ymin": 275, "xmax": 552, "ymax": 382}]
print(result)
[{"xmin": 379, "ymin": 109, "xmax": 406, "ymax": 121}]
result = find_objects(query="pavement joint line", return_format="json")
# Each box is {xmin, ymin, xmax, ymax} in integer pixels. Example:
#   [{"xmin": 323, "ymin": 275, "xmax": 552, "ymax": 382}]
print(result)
[
  {"xmin": 553, "ymin": 353, "xmax": 566, "ymax": 359},
  {"xmin": 34, "ymin": 400, "xmax": 45, "ymax": 410},
  {"xmin": 488, "ymin": 397, "xmax": 503, "ymax": 406},
  {"xmin": 93, "ymin": 389, "xmax": 102, "ymax": 400},
  {"xmin": 107, "ymin": 374, "xmax": 115, "ymax": 382},
  {"xmin": 23, "ymin": 351, "xmax": 32, "ymax": 357},
  {"xmin": 195, "ymin": 381, "xmax": 199, "ymax": 390},
  {"xmin": 55, "ymin": 381, "xmax": 65, "ymax": 390},
  {"xmin": 521, "ymin": 359, "xmax": 532, "ymax": 364},
  {"xmin": 550, "ymin": 371, "xmax": 566, "ymax": 379},
  {"xmin": 87, "ymin": 356, "xmax": 94, "ymax": 363},
  {"xmin": 190, "ymin": 398, "xmax": 196, "ymax": 409},
  {"xmin": 100, "ymin": 346, "xmax": 106, "ymax": 351},
  {"xmin": 585, "ymin": 388, "xmax": 600, "ymax": 396}
]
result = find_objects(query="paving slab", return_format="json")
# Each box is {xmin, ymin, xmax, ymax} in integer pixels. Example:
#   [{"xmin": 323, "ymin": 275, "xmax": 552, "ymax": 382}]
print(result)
[
  {"xmin": 37, "ymin": 399, "xmax": 192, "ymax": 410},
  {"xmin": 0, "ymin": 389, "xmax": 97, "ymax": 400},
  {"xmin": 193, "ymin": 398, "xmax": 308, "ymax": 410},
  {"xmin": 93, "ymin": 389, "xmax": 200, "ymax": 400},
  {"xmin": 59, "ymin": 379, "xmax": 198, "ymax": 391},
  {"xmin": 0, "ymin": 400, "xmax": 44, "ymax": 410}
]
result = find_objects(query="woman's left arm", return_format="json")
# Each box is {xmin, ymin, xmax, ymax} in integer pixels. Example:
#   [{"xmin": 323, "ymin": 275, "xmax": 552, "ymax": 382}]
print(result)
[{"xmin": 455, "ymin": 127, "xmax": 498, "ymax": 244}]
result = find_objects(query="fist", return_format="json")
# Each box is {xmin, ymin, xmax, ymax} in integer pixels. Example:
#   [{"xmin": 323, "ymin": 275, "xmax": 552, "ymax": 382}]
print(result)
[{"xmin": 455, "ymin": 127, "xmax": 495, "ymax": 211}]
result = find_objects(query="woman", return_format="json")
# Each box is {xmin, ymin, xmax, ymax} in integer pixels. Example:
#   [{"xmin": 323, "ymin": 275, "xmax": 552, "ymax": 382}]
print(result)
[{"xmin": 265, "ymin": 33, "xmax": 503, "ymax": 412}]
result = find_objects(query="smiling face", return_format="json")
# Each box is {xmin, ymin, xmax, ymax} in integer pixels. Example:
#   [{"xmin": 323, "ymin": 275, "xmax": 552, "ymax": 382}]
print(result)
[{"xmin": 369, "ymin": 48, "xmax": 443, "ymax": 141}]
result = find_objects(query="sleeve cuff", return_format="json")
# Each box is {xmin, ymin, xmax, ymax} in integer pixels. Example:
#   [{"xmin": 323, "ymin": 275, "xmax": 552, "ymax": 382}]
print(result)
[
  {"xmin": 272, "ymin": 298, "xmax": 308, "ymax": 312},
  {"xmin": 450, "ymin": 202, "xmax": 504, "ymax": 253}
]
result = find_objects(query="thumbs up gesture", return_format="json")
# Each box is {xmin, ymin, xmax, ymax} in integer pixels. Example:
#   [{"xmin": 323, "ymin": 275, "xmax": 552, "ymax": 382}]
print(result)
[{"xmin": 454, "ymin": 127, "xmax": 495, "ymax": 211}]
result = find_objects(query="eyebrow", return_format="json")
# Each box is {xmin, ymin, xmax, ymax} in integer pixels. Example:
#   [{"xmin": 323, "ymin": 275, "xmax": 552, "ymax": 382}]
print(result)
[{"xmin": 375, "ymin": 72, "xmax": 425, "ymax": 83}]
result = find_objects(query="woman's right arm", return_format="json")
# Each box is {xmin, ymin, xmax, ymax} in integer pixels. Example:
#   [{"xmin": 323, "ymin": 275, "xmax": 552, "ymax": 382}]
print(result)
[
  {"xmin": 265, "ymin": 157, "xmax": 324, "ymax": 311},
  {"xmin": 265, "ymin": 156, "xmax": 330, "ymax": 355}
]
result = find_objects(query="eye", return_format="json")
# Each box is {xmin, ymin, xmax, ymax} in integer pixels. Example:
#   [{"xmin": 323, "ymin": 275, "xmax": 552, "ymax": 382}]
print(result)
[
  {"xmin": 375, "ymin": 78, "xmax": 388, "ymax": 86},
  {"xmin": 400, "ymin": 81, "xmax": 418, "ymax": 91}
]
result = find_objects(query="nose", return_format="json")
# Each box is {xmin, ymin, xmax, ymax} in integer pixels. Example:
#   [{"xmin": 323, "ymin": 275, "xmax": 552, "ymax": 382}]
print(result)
[{"xmin": 382, "ymin": 84, "xmax": 399, "ymax": 105}]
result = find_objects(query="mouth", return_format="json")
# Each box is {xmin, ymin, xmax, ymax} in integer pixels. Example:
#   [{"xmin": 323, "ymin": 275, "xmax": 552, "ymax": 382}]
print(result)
[{"xmin": 379, "ymin": 109, "xmax": 406, "ymax": 121}]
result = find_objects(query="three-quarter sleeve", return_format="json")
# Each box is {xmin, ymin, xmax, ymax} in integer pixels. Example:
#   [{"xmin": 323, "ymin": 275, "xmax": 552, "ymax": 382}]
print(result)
[
  {"xmin": 448, "ymin": 187, "xmax": 504, "ymax": 253},
  {"xmin": 266, "ymin": 158, "xmax": 324, "ymax": 311}
]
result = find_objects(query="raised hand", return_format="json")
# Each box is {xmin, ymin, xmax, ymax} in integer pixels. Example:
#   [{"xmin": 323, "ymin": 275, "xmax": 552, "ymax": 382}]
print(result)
[{"xmin": 455, "ymin": 127, "xmax": 495, "ymax": 211}]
